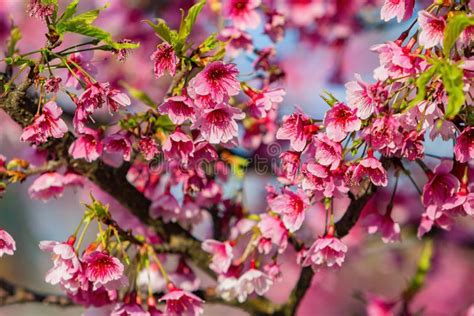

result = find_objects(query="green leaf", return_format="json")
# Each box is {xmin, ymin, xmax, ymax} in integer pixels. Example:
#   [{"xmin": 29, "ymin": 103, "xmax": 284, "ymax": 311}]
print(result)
[
  {"xmin": 145, "ymin": 19, "xmax": 178, "ymax": 44},
  {"xmin": 56, "ymin": 4, "xmax": 108, "ymax": 34},
  {"xmin": 178, "ymin": 0, "xmax": 206, "ymax": 43},
  {"xmin": 57, "ymin": 0, "xmax": 80, "ymax": 24},
  {"xmin": 59, "ymin": 21, "xmax": 111, "ymax": 42},
  {"xmin": 7, "ymin": 27, "xmax": 22, "ymax": 56},
  {"xmin": 439, "ymin": 60, "xmax": 465, "ymax": 119},
  {"xmin": 198, "ymin": 33, "xmax": 222, "ymax": 54},
  {"xmin": 443, "ymin": 12, "xmax": 474, "ymax": 56},
  {"xmin": 121, "ymin": 82, "xmax": 156, "ymax": 108},
  {"xmin": 155, "ymin": 115, "xmax": 175, "ymax": 131},
  {"xmin": 85, "ymin": 197, "xmax": 110, "ymax": 220},
  {"xmin": 402, "ymin": 239, "xmax": 433, "ymax": 301},
  {"xmin": 320, "ymin": 89, "xmax": 339, "ymax": 106},
  {"xmin": 407, "ymin": 63, "xmax": 439, "ymax": 110}
]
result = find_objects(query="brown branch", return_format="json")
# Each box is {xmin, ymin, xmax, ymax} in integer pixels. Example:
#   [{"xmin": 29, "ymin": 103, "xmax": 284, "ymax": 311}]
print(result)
[{"xmin": 0, "ymin": 277, "xmax": 73, "ymax": 307}]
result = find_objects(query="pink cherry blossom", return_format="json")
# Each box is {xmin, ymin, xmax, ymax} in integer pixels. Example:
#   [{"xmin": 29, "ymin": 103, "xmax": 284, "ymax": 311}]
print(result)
[
  {"xmin": 365, "ymin": 294, "xmax": 396, "ymax": 316},
  {"xmin": 276, "ymin": 110, "xmax": 312, "ymax": 152},
  {"xmin": 112, "ymin": 293, "xmax": 148, "ymax": 316},
  {"xmin": 201, "ymin": 239, "xmax": 234, "ymax": 274},
  {"xmin": 0, "ymin": 229, "xmax": 16, "ymax": 257},
  {"xmin": 417, "ymin": 206, "xmax": 453, "ymax": 238},
  {"xmin": 264, "ymin": 10, "xmax": 286, "ymax": 43},
  {"xmin": 324, "ymin": 103, "xmax": 361, "ymax": 142},
  {"xmin": 422, "ymin": 160, "xmax": 460, "ymax": 210},
  {"xmin": 263, "ymin": 262, "xmax": 282, "ymax": 282},
  {"xmin": 159, "ymin": 285, "xmax": 204, "ymax": 316},
  {"xmin": 83, "ymin": 251, "xmax": 125, "ymax": 291},
  {"xmin": 353, "ymin": 156, "xmax": 388, "ymax": 187},
  {"xmin": 380, "ymin": 0, "xmax": 414, "ymax": 23},
  {"xmin": 102, "ymin": 83, "xmax": 131, "ymax": 113},
  {"xmin": 418, "ymin": 10, "xmax": 446, "ymax": 48},
  {"xmin": 224, "ymin": 0, "xmax": 261, "ymax": 30},
  {"xmin": 64, "ymin": 52, "xmax": 97, "ymax": 89},
  {"xmin": 45, "ymin": 77, "xmax": 62, "ymax": 93},
  {"xmin": 345, "ymin": 75, "xmax": 387, "ymax": 120},
  {"xmin": 27, "ymin": 0, "xmax": 54, "ymax": 20},
  {"xmin": 257, "ymin": 214, "xmax": 288, "ymax": 254},
  {"xmin": 149, "ymin": 192, "xmax": 180, "ymax": 222},
  {"xmin": 313, "ymin": 133, "xmax": 342, "ymax": 170},
  {"xmin": 162, "ymin": 129, "xmax": 194, "ymax": 164},
  {"xmin": 69, "ymin": 127, "xmax": 103, "ymax": 162},
  {"xmin": 363, "ymin": 212, "xmax": 401, "ymax": 243},
  {"xmin": 39, "ymin": 239, "xmax": 82, "ymax": 291},
  {"xmin": 278, "ymin": 151, "xmax": 300, "ymax": 184},
  {"xmin": 151, "ymin": 43, "xmax": 178, "ymax": 78},
  {"xmin": 69, "ymin": 283, "xmax": 117, "ymax": 307},
  {"xmin": 189, "ymin": 62, "xmax": 240, "ymax": 104},
  {"xmin": 372, "ymin": 41, "xmax": 427, "ymax": 81},
  {"xmin": 104, "ymin": 133, "xmax": 133, "ymax": 161},
  {"xmin": 192, "ymin": 104, "xmax": 245, "ymax": 145},
  {"xmin": 158, "ymin": 95, "xmax": 195, "ymax": 125},
  {"xmin": 247, "ymin": 87, "xmax": 286, "ymax": 118},
  {"xmin": 20, "ymin": 101, "xmax": 68, "ymax": 145},
  {"xmin": 401, "ymin": 130, "xmax": 424, "ymax": 161},
  {"xmin": 454, "ymin": 127, "xmax": 473, "ymax": 163},
  {"xmin": 218, "ymin": 27, "xmax": 254, "ymax": 57},
  {"xmin": 362, "ymin": 115, "xmax": 402, "ymax": 156},
  {"xmin": 302, "ymin": 235, "xmax": 348, "ymax": 269},
  {"xmin": 138, "ymin": 137, "xmax": 159, "ymax": 161},
  {"xmin": 268, "ymin": 188, "xmax": 308, "ymax": 232},
  {"xmin": 301, "ymin": 162, "xmax": 337, "ymax": 198},
  {"xmin": 28, "ymin": 172, "xmax": 67, "ymax": 201},
  {"xmin": 237, "ymin": 268, "xmax": 273, "ymax": 303},
  {"xmin": 79, "ymin": 82, "xmax": 130, "ymax": 115}
]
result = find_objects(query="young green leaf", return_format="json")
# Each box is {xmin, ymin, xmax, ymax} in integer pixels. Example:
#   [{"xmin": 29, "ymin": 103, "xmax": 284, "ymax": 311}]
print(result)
[
  {"xmin": 439, "ymin": 61, "xmax": 465, "ymax": 119},
  {"xmin": 320, "ymin": 89, "xmax": 339, "ymax": 107},
  {"xmin": 443, "ymin": 12, "xmax": 474, "ymax": 56},
  {"xmin": 406, "ymin": 63, "xmax": 439, "ymax": 110},
  {"xmin": 57, "ymin": 0, "xmax": 80, "ymax": 24},
  {"xmin": 178, "ymin": 0, "xmax": 206, "ymax": 43},
  {"xmin": 145, "ymin": 19, "xmax": 178, "ymax": 44}
]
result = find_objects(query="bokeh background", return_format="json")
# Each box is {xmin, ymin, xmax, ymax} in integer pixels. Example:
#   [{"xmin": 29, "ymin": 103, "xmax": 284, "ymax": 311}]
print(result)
[{"xmin": 0, "ymin": 0, "xmax": 473, "ymax": 315}]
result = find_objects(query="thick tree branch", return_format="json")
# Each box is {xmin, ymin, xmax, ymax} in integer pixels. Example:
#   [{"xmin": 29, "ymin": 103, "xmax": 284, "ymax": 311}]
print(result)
[{"xmin": 0, "ymin": 277, "xmax": 73, "ymax": 307}]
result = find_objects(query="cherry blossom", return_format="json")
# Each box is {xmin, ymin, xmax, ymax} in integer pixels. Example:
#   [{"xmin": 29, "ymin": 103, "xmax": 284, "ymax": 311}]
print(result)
[
  {"xmin": 224, "ymin": 0, "xmax": 261, "ymax": 30},
  {"xmin": 418, "ymin": 10, "xmax": 446, "ymax": 49},
  {"xmin": 380, "ymin": 0, "xmax": 414, "ymax": 23},
  {"xmin": 201, "ymin": 239, "xmax": 234, "ymax": 274},
  {"xmin": 151, "ymin": 43, "xmax": 178, "ymax": 78},
  {"xmin": 159, "ymin": 285, "xmax": 204, "ymax": 316},
  {"xmin": 268, "ymin": 188, "xmax": 308, "ymax": 232},
  {"xmin": 69, "ymin": 127, "xmax": 103, "ymax": 162},
  {"xmin": 0, "ymin": 229, "xmax": 16, "ymax": 257},
  {"xmin": 323, "ymin": 103, "xmax": 361, "ymax": 142},
  {"xmin": 20, "ymin": 101, "xmax": 68, "ymax": 145}
]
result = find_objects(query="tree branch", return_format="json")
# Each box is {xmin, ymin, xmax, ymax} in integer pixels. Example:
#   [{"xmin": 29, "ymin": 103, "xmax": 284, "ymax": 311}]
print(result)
[{"xmin": 0, "ymin": 277, "xmax": 73, "ymax": 307}]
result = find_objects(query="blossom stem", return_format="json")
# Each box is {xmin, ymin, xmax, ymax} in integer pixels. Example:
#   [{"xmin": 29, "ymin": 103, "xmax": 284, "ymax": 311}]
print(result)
[
  {"xmin": 148, "ymin": 246, "xmax": 170, "ymax": 283},
  {"xmin": 386, "ymin": 175, "xmax": 399, "ymax": 215},
  {"xmin": 76, "ymin": 219, "xmax": 92, "ymax": 252},
  {"xmin": 57, "ymin": 40, "xmax": 100, "ymax": 54}
]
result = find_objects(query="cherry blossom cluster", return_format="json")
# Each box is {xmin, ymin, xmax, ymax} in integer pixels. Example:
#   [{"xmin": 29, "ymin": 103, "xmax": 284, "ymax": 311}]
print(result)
[{"xmin": 0, "ymin": 0, "xmax": 472, "ymax": 315}]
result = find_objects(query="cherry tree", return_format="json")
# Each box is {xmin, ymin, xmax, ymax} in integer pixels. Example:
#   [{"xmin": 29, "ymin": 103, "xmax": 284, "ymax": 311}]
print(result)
[{"xmin": 0, "ymin": 0, "xmax": 473, "ymax": 315}]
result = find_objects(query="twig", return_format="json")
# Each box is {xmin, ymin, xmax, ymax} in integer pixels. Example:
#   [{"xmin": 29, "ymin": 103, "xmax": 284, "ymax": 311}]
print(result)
[{"xmin": 0, "ymin": 278, "xmax": 73, "ymax": 307}]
